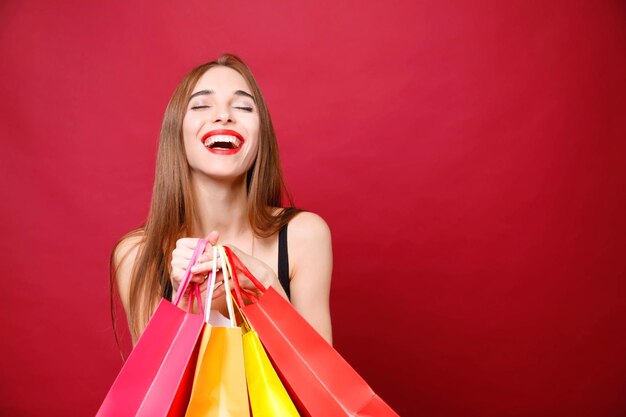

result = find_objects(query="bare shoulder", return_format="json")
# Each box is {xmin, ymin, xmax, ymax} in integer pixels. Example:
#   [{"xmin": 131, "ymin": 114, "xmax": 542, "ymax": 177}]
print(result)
[
  {"xmin": 113, "ymin": 230, "xmax": 145, "ymax": 273},
  {"xmin": 285, "ymin": 211, "xmax": 334, "ymax": 343},
  {"xmin": 288, "ymin": 211, "xmax": 332, "ymax": 246},
  {"xmin": 287, "ymin": 211, "xmax": 332, "ymax": 276},
  {"xmin": 112, "ymin": 230, "xmax": 145, "ymax": 312}
]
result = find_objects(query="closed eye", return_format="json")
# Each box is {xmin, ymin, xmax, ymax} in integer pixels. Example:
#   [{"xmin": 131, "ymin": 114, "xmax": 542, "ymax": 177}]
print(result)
[
  {"xmin": 191, "ymin": 105, "xmax": 211, "ymax": 110},
  {"xmin": 235, "ymin": 106, "xmax": 253, "ymax": 112}
]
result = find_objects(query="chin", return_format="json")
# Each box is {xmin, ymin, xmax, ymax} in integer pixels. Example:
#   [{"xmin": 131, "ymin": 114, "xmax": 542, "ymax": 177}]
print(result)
[{"xmin": 191, "ymin": 166, "xmax": 249, "ymax": 182}]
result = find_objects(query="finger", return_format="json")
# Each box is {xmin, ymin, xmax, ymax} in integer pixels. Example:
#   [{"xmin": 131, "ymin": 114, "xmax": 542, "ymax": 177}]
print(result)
[
  {"xmin": 176, "ymin": 238, "xmax": 203, "ymax": 249},
  {"xmin": 198, "ymin": 279, "xmax": 209, "ymax": 294},
  {"xmin": 171, "ymin": 257, "xmax": 196, "ymax": 269},
  {"xmin": 212, "ymin": 278, "xmax": 237, "ymax": 299},
  {"xmin": 190, "ymin": 261, "xmax": 221, "ymax": 275},
  {"xmin": 212, "ymin": 282, "xmax": 225, "ymax": 299},
  {"xmin": 197, "ymin": 253, "xmax": 212, "ymax": 263},
  {"xmin": 210, "ymin": 270, "xmax": 225, "ymax": 284},
  {"xmin": 206, "ymin": 230, "xmax": 220, "ymax": 246},
  {"xmin": 197, "ymin": 252, "xmax": 221, "ymax": 264},
  {"xmin": 172, "ymin": 268, "xmax": 211, "ymax": 286},
  {"xmin": 190, "ymin": 272, "xmax": 209, "ymax": 283},
  {"xmin": 172, "ymin": 247, "xmax": 195, "ymax": 262}
]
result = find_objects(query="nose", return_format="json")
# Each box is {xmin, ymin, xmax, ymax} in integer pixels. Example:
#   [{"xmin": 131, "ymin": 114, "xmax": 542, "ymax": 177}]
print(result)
[{"xmin": 213, "ymin": 108, "xmax": 232, "ymax": 124}]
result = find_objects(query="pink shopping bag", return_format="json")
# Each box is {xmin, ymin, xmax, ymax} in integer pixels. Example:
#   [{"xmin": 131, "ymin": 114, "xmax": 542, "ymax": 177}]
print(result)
[{"xmin": 96, "ymin": 240, "xmax": 208, "ymax": 417}]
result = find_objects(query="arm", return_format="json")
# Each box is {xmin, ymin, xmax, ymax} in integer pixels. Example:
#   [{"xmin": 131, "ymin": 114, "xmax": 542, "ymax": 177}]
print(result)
[
  {"xmin": 112, "ymin": 233, "xmax": 143, "ymax": 344},
  {"xmin": 288, "ymin": 212, "xmax": 334, "ymax": 345},
  {"xmin": 209, "ymin": 212, "xmax": 334, "ymax": 344}
]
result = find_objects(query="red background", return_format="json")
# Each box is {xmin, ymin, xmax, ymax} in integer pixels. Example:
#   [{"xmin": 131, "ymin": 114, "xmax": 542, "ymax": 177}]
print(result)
[{"xmin": 1, "ymin": 1, "xmax": 625, "ymax": 416}]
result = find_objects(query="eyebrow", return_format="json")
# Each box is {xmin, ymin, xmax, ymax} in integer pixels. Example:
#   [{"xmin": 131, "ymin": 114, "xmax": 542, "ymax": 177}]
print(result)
[{"xmin": 188, "ymin": 89, "xmax": 256, "ymax": 102}]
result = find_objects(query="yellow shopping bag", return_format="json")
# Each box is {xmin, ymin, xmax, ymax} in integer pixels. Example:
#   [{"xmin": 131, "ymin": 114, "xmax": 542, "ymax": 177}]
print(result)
[
  {"xmin": 222, "ymin": 247, "xmax": 300, "ymax": 417},
  {"xmin": 185, "ymin": 246, "xmax": 250, "ymax": 417},
  {"xmin": 242, "ymin": 324, "xmax": 300, "ymax": 416}
]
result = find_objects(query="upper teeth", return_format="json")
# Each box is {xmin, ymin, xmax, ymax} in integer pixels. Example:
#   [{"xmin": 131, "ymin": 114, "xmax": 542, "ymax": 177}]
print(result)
[{"xmin": 204, "ymin": 135, "xmax": 242, "ymax": 148}]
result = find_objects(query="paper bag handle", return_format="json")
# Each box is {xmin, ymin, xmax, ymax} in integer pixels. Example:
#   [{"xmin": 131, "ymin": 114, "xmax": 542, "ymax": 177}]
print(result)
[
  {"xmin": 173, "ymin": 238, "xmax": 208, "ymax": 307},
  {"xmin": 186, "ymin": 282, "xmax": 204, "ymax": 316},
  {"xmin": 223, "ymin": 246, "xmax": 266, "ymax": 308},
  {"xmin": 200, "ymin": 245, "xmax": 236, "ymax": 327}
]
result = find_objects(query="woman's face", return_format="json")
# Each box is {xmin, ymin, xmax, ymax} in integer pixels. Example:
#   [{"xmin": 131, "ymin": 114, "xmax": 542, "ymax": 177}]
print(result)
[{"xmin": 182, "ymin": 66, "xmax": 260, "ymax": 181}]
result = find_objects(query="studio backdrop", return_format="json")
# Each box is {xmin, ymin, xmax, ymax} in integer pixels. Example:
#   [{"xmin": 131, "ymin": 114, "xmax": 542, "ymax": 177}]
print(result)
[{"xmin": 1, "ymin": 1, "xmax": 625, "ymax": 416}]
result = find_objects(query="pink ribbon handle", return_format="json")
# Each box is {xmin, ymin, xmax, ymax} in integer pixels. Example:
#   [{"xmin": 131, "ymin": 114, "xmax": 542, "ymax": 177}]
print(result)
[
  {"xmin": 173, "ymin": 239, "xmax": 208, "ymax": 307},
  {"xmin": 184, "ymin": 282, "xmax": 204, "ymax": 316}
]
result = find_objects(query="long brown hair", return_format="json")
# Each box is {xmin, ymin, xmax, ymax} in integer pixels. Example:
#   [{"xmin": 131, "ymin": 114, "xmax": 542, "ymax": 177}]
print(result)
[{"xmin": 110, "ymin": 54, "xmax": 299, "ymax": 343}]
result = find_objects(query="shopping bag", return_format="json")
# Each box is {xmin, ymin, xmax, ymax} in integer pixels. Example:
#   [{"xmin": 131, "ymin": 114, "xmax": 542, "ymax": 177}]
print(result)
[
  {"xmin": 96, "ymin": 240, "xmax": 208, "ymax": 417},
  {"xmin": 241, "ymin": 325, "xmax": 301, "ymax": 417},
  {"xmin": 224, "ymin": 246, "xmax": 399, "ymax": 417},
  {"xmin": 184, "ymin": 246, "xmax": 250, "ymax": 417},
  {"xmin": 221, "ymin": 248, "xmax": 300, "ymax": 417}
]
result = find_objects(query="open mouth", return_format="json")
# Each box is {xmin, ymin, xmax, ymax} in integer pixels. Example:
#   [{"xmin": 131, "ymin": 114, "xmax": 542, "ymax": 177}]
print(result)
[
  {"xmin": 201, "ymin": 130, "xmax": 245, "ymax": 155},
  {"xmin": 203, "ymin": 135, "xmax": 242, "ymax": 150}
]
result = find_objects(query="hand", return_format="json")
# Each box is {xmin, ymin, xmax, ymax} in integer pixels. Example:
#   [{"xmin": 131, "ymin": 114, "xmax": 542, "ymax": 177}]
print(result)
[
  {"xmin": 211, "ymin": 245, "xmax": 288, "ymax": 301},
  {"xmin": 170, "ymin": 231, "xmax": 220, "ymax": 305}
]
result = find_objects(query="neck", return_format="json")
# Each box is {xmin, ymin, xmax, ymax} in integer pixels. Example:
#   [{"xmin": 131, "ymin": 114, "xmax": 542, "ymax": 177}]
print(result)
[{"xmin": 189, "ymin": 172, "xmax": 253, "ymax": 244}]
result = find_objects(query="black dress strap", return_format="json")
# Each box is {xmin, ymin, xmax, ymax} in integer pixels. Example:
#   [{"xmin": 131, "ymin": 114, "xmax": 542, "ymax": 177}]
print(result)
[{"xmin": 278, "ymin": 223, "xmax": 291, "ymax": 300}]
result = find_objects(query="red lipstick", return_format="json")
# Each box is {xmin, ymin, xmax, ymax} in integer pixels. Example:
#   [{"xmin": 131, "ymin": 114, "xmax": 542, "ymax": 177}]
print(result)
[{"xmin": 201, "ymin": 129, "xmax": 245, "ymax": 155}]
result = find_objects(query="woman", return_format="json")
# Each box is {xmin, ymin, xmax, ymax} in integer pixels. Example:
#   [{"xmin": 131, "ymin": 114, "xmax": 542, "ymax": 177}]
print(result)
[{"xmin": 111, "ymin": 54, "xmax": 333, "ymax": 346}]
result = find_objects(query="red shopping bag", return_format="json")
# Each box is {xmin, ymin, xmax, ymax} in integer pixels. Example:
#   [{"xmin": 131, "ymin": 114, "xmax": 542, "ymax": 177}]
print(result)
[
  {"xmin": 224, "ymin": 246, "xmax": 399, "ymax": 417},
  {"xmin": 97, "ymin": 240, "xmax": 208, "ymax": 417}
]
